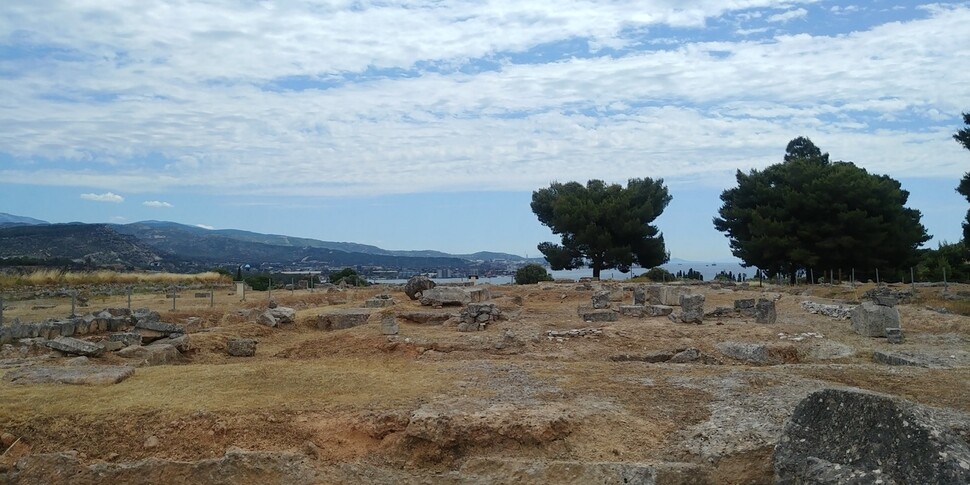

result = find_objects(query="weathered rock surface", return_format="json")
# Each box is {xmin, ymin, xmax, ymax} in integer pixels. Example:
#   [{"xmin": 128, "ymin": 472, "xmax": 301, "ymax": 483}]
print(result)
[
  {"xmin": 381, "ymin": 315, "xmax": 399, "ymax": 335},
  {"xmin": 580, "ymin": 309, "xmax": 617, "ymax": 322},
  {"xmin": 716, "ymin": 341, "xmax": 792, "ymax": 365},
  {"xmin": 3, "ymin": 448, "xmax": 318, "ymax": 485},
  {"xmin": 591, "ymin": 290, "xmax": 612, "ymax": 309},
  {"xmin": 678, "ymin": 294, "xmax": 705, "ymax": 324},
  {"xmin": 45, "ymin": 336, "xmax": 104, "ymax": 357},
  {"xmin": 3, "ymin": 364, "xmax": 134, "ymax": 385},
  {"xmin": 150, "ymin": 334, "xmax": 190, "ymax": 353},
  {"xmin": 397, "ymin": 312, "xmax": 453, "ymax": 325},
  {"xmin": 365, "ymin": 295, "xmax": 397, "ymax": 308},
  {"xmin": 660, "ymin": 286, "xmax": 690, "ymax": 306},
  {"xmin": 774, "ymin": 388, "xmax": 970, "ymax": 484},
  {"xmin": 404, "ymin": 275, "xmax": 436, "ymax": 300},
  {"xmin": 116, "ymin": 344, "xmax": 183, "ymax": 366},
  {"xmin": 872, "ymin": 350, "xmax": 947, "ymax": 368},
  {"xmin": 405, "ymin": 399, "xmax": 573, "ymax": 448},
  {"xmin": 618, "ymin": 305, "xmax": 645, "ymax": 317},
  {"xmin": 458, "ymin": 458, "xmax": 706, "ymax": 485},
  {"xmin": 850, "ymin": 301, "xmax": 901, "ymax": 337},
  {"xmin": 754, "ymin": 298, "xmax": 777, "ymax": 324},
  {"xmin": 313, "ymin": 309, "xmax": 373, "ymax": 330},
  {"xmin": 419, "ymin": 287, "xmax": 471, "ymax": 307},
  {"xmin": 800, "ymin": 301, "xmax": 854, "ymax": 320},
  {"xmin": 227, "ymin": 338, "xmax": 257, "ymax": 357},
  {"xmin": 110, "ymin": 332, "xmax": 142, "ymax": 347}
]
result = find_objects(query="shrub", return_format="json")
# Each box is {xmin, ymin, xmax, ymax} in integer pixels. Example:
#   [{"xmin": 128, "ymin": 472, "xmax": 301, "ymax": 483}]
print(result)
[
  {"xmin": 642, "ymin": 267, "xmax": 674, "ymax": 282},
  {"xmin": 515, "ymin": 263, "xmax": 554, "ymax": 284}
]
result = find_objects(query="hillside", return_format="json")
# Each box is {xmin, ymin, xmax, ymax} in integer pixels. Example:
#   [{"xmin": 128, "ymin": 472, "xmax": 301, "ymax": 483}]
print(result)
[{"xmin": 0, "ymin": 223, "xmax": 164, "ymax": 267}]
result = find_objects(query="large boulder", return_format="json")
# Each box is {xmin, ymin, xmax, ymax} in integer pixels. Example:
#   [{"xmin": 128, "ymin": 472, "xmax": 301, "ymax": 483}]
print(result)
[
  {"xmin": 267, "ymin": 306, "xmax": 296, "ymax": 324},
  {"xmin": 774, "ymin": 388, "xmax": 970, "ymax": 484},
  {"xmin": 404, "ymin": 275, "xmax": 436, "ymax": 300},
  {"xmin": 850, "ymin": 301, "xmax": 901, "ymax": 337},
  {"xmin": 419, "ymin": 287, "xmax": 471, "ymax": 307}
]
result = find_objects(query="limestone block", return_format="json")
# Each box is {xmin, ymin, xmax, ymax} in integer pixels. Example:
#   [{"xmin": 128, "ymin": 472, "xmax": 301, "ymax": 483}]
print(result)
[
  {"xmin": 678, "ymin": 294, "xmax": 705, "ymax": 324},
  {"xmin": 850, "ymin": 302, "xmax": 901, "ymax": 337},
  {"xmin": 314, "ymin": 309, "xmax": 373, "ymax": 330},
  {"xmin": 46, "ymin": 336, "xmax": 104, "ymax": 357},
  {"xmin": 227, "ymin": 338, "xmax": 257, "ymax": 357}
]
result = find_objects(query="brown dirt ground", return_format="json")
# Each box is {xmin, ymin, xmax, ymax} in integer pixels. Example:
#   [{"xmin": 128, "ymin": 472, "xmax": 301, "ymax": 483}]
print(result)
[{"xmin": 2, "ymin": 281, "xmax": 969, "ymax": 484}]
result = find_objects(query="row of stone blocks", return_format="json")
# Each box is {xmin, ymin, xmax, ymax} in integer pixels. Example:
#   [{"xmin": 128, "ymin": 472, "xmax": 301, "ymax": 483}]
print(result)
[{"xmin": 0, "ymin": 316, "xmax": 130, "ymax": 345}]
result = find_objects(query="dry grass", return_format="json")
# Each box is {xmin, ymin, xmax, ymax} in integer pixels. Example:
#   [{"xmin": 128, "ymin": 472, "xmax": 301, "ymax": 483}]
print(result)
[
  {"xmin": 0, "ymin": 270, "xmax": 230, "ymax": 289},
  {"xmin": 0, "ymin": 357, "xmax": 449, "ymax": 420}
]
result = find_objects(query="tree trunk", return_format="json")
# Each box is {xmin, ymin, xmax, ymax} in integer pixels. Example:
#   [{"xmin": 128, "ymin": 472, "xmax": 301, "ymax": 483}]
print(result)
[{"xmin": 592, "ymin": 262, "xmax": 601, "ymax": 280}]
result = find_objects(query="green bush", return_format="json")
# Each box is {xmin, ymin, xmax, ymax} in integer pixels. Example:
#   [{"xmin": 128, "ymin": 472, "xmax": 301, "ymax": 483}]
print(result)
[
  {"xmin": 244, "ymin": 274, "xmax": 271, "ymax": 291},
  {"xmin": 642, "ymin": 267, "xmax": 674, "ymax": 282},
  {"xmin": 515, "ymin": 263, "xmax": 554, "ymax": 284},
  {"xmin": 327, "ymin": 267, "xmax": 369, "ymax": 286}
]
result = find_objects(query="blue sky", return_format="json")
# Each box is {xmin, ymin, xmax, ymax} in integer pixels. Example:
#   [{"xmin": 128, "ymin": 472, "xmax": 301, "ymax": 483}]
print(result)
[{"xmin": 1, "ymin": 1, "xmax": 968, "ymax": 261}]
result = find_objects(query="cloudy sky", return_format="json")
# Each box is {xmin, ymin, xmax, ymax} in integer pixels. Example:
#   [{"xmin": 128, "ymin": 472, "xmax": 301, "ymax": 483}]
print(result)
[{"xmin": 1, "ymin": 0, "xmax": 968, "ymax": 261}]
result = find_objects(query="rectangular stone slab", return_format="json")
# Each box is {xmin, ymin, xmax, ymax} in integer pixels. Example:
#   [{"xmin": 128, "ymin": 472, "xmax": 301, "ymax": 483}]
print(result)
[{"xmin": 4, "ymin": 365, "xmax": 135, "ymax": 385}]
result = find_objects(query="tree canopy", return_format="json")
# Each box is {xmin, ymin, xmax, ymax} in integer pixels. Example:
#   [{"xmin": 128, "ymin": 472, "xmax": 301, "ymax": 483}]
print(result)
[
  {"xmin": 713, "ymin": 137, "xmax": 930, "ymax": 283},
  {"xmin": 954, "ymin": 112, "xmax": 970, "ymax": 242},
  {"xmin": 531, "ymin": 178, "xmax": 671, "ymax": 279}
]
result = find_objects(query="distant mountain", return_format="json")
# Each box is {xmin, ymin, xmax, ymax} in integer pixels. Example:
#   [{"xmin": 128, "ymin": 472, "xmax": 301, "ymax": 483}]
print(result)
[
  {"xmin": 0, "ymin": 217, "xmax": 529, "ymax": 271},
  {"xmin": 0, "ymin": 212, "xmax": 49, "ymax": 226},
  {"xmin": 0, "ymin": 223, "xmax": 165, "ymax": 267},
  {"xmin": 110, "ymin": 221, "xmax": 472, "ymax": 269}
]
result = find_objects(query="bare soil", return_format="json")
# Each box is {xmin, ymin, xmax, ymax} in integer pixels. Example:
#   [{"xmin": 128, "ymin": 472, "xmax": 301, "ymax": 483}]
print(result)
[{"xmin": 1, "ymin": 281, "xmax": 968, "ymax": 484}]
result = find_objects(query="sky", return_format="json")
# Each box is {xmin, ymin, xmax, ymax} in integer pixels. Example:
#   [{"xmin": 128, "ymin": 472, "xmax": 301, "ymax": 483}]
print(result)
[{"xmin": 1, "ymin": 0, "xmax": 968, "ymax": 261}]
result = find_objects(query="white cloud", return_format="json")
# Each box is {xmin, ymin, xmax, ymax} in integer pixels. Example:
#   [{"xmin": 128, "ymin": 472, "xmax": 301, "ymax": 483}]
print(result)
[
  {"xmin": 767, "ymin": 8, "xmax": 808, "ymax": 23},
  {"xmin": 196, "ymin": 224, "xmax": 215, "ymax": 230},
  {"xmin": 1, "ymin": 1, "xmax": 968, "ymax": 197},
  {"xmin": 80, "ymin": 192, "xmax": 124, "ymax": 203},
  {"xmin": 143, "ymin": 200, "xmax": 173, "ymax": 208}
]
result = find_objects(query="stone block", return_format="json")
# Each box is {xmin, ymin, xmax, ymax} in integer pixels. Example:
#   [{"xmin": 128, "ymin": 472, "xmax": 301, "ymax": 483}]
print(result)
[
  {"xmin": 46, "ymin": 337, "xmax": 104, "ymax": 357},
  {"xmin": 381, "ymin": 315, "xmax": 399, "ymax": 335},
  {"xmin": 267, "ymin": 306, "xmax": 296, "ymax": 324},
  {"xmin": 420, "ymin": 287, "xmax": 471, "ymax": 307},
  {"xmin": 117, "ymin": 344, "xmax": 182, "ymax": 366},
  {"xmin": 580, "ymin": 309, "xmax": 617, "ymax": 322},
  {"xmin": 4, "ymin": 365, "xmax": 134, "ymax": 385},
  {"xmin": 135, "ymin": 320, "xmax": 184, "ymax": 334},
  {"xmin": 314, "ymin": 309, "xmax": 373, "ymax": 330},
  {"xmin": 644, "ymin": 305, "xmax": 674, "ymax": 317},
  {"xmin": 716, "ymin": 341, "xmax": 776, "ymax": 365},
  {"xmin": 226, "ymin": 338, "xmax": 257, "ymax": 357},
  {"xmin": 618, "ymin": 305, "xmax": 644, "ymax": 317},
  {"xmin": 111, "ymin": 332, "xmax": 142, "ymax": 347},
  {"xmin": 774, "ymin": 388, "xmax": 970, "ymax": 484},
  {"xmin": 591, "ymin": 290, "xmax": 611, "ymax": 309},
  {"xmin": 872, "ymin": 294, "xmax": 898, "ymax": 307},
  {"xmin": 885, "ymin": 327, "xmax": 904, "ymax": 344},
  {"xmin": 59, "ymin": 320, "xmax": 76, "ymax": 337},
  {"xmin": 365, "ymin": 298, "xmax": 396, "ymax": 308},
  {"xmin": 668, "ymin": 347, "xmax": 701, "ymax": 363},
  {"xmin": 661, "ymin": 286, "xmax": 691, "ymax": 306},
  {"xmin": 678, "ymin": 294, "xmax": 705, "ymax": 324},
  {"xmin": 850, "ymin": 302, "xmax": 901, "ymax": 337},
  {"xmin": 468, "ymin": 287, "xmax": 491, "ymax": 303},
  {"xmin": 99, "ymin": 340, "xmax": 125, "ymax": 352},
  {"xmin": 755, "ymin": 298, "xmax": 777, "ymax": 324}
]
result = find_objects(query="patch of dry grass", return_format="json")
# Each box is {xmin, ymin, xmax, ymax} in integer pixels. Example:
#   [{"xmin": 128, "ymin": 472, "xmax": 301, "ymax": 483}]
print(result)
[
  {"xmin": 0, "ymin": 357, "xmax": 449, "ymax": 420},
  {"xmin": 0, "ymin": 270, "xmax": 229, "ymax": 289}
]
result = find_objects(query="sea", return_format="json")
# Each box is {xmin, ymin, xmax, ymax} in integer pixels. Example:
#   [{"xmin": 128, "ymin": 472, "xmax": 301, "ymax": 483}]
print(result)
[{"xmin": 373, "ymin": 260, "xmax": 753, "ymax": 286}]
